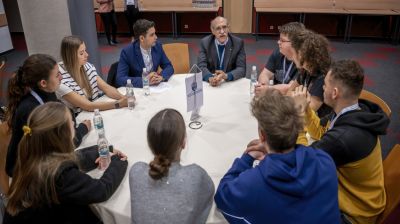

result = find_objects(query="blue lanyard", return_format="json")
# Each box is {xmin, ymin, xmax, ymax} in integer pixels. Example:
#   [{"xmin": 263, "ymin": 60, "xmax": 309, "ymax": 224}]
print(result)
[
  {"xmin": 30, "ymin": 90, "xmax": 44, "ymax": 105},
  {"xmin": 282, "ymin": 57, "xmax": 293, "ymax": 84},
  {"xmin": 329, "ymin": 104, "xmax": 360, "ymax": 130},
  {"xmin": 215, "ymin": 42, "xmax": 225, "ymax": 70}
]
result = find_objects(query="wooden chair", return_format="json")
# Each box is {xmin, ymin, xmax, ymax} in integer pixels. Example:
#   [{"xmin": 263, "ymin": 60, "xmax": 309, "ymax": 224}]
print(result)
[
  {"xmin": 0, "ymin": 122, "xmax": 10, "ymax": 195},
  {"xmin": 0, "ymin": 60, "xmax": 10, "ymax": 195},
  {"xmin": 359, "ymin": 90, "xmax": 392, "ymax": 117},
  {"xmin": 377, "ymin": 144, "xmax": 400, "ymax": 224},
  {"xmin": 162, "ymin": 43, "xmax": 190, "ymax": 74}
]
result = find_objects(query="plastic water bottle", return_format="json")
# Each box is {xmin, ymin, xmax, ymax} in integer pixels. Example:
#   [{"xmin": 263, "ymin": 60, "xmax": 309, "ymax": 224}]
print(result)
[
  {"xmin": 97, "ymin": 132, "xmax": 110, "ymax": 170},
  {"xmin": 250, "ymin": 65, "xmax": 257, "ymax": 97},
  {"xmin": 126, "ymin": 79, "xmax": 135, "ymax": 110},
  {"xmin": 93, "ymin": 109, "xmax": 105, "ymax": 137},
  {"xmin": 142, "ymin": 68, "xmax": 150, "ymax": 96}
]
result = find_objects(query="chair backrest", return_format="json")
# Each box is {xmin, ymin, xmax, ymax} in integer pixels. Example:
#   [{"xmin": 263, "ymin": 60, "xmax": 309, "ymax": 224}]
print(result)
[
  {"xmin": 0, "ymin": 60, "xmax": 6, "ymax": 112},
  {"xmin": 0, "ymin": 122, "xmax": 10, "ymax": 195},
  {"xmin": 359, "ymin": 89, "xmax": 391, "ymax": 117},
  {"xmin": 377, "ymin": 144, "xmax": 400, "ymax": 224},
  {"xmin": 107, "ymin": 61, "xmax": 119, "ymax": 88},
  {"xmin": 162, "ymin": 43, "xmax": 190, "ymax": 75}
]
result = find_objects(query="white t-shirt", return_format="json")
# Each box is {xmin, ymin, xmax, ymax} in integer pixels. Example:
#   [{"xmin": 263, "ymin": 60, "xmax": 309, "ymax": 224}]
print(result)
[{"xmin": 56, "ymin": 62, "xmax": 101, "ymax": 114}]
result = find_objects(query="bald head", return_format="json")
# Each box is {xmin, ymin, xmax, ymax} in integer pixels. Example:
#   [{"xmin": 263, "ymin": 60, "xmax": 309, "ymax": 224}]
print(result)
[{"xmin": 210, "ymin": 16, "xmax": 228, "ymax": 30}]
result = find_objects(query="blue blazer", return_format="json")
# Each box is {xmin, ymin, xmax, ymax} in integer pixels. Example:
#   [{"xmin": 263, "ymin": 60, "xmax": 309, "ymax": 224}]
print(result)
[{"xmin": 116, "ymin": 40, "xmax": 174, "ymax": 87}]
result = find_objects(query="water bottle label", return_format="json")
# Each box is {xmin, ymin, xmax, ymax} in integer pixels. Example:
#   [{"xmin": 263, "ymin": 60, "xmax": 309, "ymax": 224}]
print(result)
[
  {"xmin": 99, "ymin": 147, "xmax": 109, "ymax": 157},
  {"xmin": 143, "ymin": 78, "xmax": 149, "ymax": 85},
  {"xmin": 94, "ymin": 121, "xmax": 103, "ymax": 130}
]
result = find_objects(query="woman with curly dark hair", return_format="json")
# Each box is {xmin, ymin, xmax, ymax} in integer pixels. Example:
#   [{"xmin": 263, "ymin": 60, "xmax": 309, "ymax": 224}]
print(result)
[{"xmin": 289, "ymin": 29, "xmax": 332, "ymax": 117}]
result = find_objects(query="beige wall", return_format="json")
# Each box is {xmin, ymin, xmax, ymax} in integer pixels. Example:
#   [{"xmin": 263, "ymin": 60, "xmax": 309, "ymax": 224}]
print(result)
[
  {"xmin": 224, "ymin": 0, "xmax": 252, "ymax": 33},
  {"xmin": 17, "ymin": 0, "xmax": 71, "ymax": 59}
]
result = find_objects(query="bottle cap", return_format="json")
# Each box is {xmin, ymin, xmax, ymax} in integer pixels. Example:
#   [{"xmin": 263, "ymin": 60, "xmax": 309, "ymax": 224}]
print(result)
[
  {"xmin": 252, "ymin": 65, "xmax": 256, "ymax": 71},
  {"xmin": 94, "ymin": 109, "xmax": 99, "ymax": 113},
  {"xmin": 127, "ymin": 79, "xmax": 131, "ymax": 84}
]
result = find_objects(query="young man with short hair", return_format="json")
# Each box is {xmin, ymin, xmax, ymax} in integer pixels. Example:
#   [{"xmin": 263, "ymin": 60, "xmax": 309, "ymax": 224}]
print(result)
[
  {"xmin": 294, "ymin": 60, "xmax": 390, "ymax": 223},
  {"xmin": 215, "ymin": 89, "xmax": 340, "ymax": 223},
  {"xmin": 116, "ymin": 19, "xmax": 174, "ymax": 88}
]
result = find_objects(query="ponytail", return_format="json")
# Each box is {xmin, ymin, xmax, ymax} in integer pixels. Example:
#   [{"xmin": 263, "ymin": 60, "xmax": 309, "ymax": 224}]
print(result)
[
  {"xmin": 149, "ymin": 154, "xmax": 171, "ymax": 180},
  {"xmin": 6, "ymin": 68, "xmax": 26, "ymax": 128},
  {"xmin": 5, "ymin": 54, "xmax": 56, "ymax": 128}
]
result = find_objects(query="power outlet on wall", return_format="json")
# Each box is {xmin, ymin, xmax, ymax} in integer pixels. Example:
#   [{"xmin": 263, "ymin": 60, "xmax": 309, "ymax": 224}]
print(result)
[
  {"xmin": 269, "ymin": 25, "xmax": 274, "ymax": 30},
  {"xmin": 184, "ymin": 24, "xmax": 189, "ymax": 29}
]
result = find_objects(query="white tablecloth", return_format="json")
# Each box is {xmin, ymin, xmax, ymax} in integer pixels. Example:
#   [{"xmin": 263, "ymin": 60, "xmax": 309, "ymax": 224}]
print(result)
[{"xmin": 76, "ymin": 75, "xmax": 258, "ymax": 224}]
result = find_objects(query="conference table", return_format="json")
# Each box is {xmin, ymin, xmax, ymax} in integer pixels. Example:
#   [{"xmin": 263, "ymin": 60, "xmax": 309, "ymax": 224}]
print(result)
[{"xmin": 76, "ymin": 74, "xmax": 259, "ymax": 224}]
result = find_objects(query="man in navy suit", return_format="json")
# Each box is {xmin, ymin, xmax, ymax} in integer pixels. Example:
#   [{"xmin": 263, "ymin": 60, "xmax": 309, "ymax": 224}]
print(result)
[
  {"xmin": 116, "ymin": 19, "xmax": 174, "ymax": 88},
  {"xmin": 198, "ymin": 16, "xmax": 246, "ymax": 87}
]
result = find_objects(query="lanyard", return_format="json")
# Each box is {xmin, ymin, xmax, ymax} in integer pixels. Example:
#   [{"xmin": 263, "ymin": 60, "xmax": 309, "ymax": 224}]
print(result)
[
  {"xmin": 328, "ymin": 104, "xmax": 360, "ymax": 130},
  {"xmin": 30, "ymin": 90, "xmax": 44, "ymax": 105},
  {"xmin": 303, "ymin": 73, "xmax": 312, "ymax": 88},
  {"xmin": 215, "ymin": 42, "xmax": 225, "ymax": 70},
  {"xmin": 282, "ymin": 57, "xmax": 293, "ymax": 84}
]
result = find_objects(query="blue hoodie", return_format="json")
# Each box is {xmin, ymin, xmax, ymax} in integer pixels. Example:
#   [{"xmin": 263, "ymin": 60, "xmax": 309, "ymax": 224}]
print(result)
[{"xmin": 215, "ymin": 145, "xmax": 340, "ymax": 224}]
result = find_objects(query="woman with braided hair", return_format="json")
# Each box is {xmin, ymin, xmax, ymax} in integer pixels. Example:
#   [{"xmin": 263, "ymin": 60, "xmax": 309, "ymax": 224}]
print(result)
[{"xmin": 129, "ymin": 108, "xmax": 214, "ymax": 223}]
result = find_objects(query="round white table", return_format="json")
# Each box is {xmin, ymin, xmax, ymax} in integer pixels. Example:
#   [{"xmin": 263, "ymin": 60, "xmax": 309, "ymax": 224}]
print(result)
[{"xmin": 76, "ymin": 75, "xmax": 258, "ymax": 224}]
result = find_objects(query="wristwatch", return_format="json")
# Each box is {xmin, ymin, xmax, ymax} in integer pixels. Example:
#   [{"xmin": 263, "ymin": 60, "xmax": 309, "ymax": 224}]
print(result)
[{"xmin": 114, "ymin": 101, "xmax": 120, "ymax": 109}]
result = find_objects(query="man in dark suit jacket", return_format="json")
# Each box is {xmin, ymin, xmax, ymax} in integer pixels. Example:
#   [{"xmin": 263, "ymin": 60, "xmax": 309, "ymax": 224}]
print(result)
[
  {"xmin": 198, "ymin": 16, "xmax": 246, "ymax": 87},
  {"xmin": 116, "ymin": 19, "xmax": 174, "ymax": 88}
]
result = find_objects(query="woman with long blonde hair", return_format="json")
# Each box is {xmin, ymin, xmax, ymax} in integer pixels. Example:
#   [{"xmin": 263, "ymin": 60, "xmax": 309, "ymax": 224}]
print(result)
[
  {"xmin": 4, "ymin": 102, "xmax": 127, "ymax": 224},
  {"xmin": 56, "ymin": 36, "xmax": 128, "ymax": 114}
]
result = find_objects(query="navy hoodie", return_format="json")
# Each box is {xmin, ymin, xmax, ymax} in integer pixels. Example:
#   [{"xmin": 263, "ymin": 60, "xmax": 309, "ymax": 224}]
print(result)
[{"xmin": 215, "ymin": 145, "xmax": 340, "ymax": 224}]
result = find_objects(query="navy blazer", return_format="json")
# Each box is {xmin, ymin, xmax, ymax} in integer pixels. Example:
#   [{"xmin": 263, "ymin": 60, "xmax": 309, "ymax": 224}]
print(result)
[{"xmin": 116, "ymin": 40, "xmax": 174, "ymax": 87}]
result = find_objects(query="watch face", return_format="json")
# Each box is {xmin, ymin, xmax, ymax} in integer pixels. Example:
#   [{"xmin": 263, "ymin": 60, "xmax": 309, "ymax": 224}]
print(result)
[{"xmin": 115, "ymin": 102, "xmax": 120, "ymax": 109}]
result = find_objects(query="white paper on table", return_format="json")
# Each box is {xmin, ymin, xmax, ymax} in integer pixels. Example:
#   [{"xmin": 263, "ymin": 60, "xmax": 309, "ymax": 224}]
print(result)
[
  {"xmin": 149, "ymin": 82, "xmax": 171, "ymax": 93},
  {"xmin": 185, "ymin": 72, "xmax": 203, "ymax": 112}
]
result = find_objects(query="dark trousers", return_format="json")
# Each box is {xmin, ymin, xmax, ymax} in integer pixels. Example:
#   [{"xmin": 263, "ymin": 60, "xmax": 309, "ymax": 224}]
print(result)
[
  {"xmin": 100, "ymin": 10, "xmax": 117, "ymax": 43},
  {"xmin": 125, "ymin": 5, "xmax": 140, "ymax": 37}
]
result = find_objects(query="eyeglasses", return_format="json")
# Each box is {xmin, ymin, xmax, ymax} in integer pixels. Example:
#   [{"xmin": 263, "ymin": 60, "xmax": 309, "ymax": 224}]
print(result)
[
  {"xmin": 214, "ymin": 25, "xmax": 228, "ymax": 33},
  {"xmin": 278, "ymin": 38, "xmax": 291, "ymax": 43}
]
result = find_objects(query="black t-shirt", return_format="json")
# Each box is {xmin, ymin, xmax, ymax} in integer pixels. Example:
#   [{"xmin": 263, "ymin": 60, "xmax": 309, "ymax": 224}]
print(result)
[
  {"xmin": 296, "ymin": 70, "xmax": 332, "ymax": 118},
  {"xmin": 265, "ymin": 48, "xmax": 298, "ymax": 84}
]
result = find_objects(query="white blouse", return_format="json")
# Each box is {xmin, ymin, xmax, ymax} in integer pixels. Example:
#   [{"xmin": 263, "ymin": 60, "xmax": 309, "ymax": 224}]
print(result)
[{"xmin": 56, "ymin": 62, "xmax": 102, "ymax": 114}]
